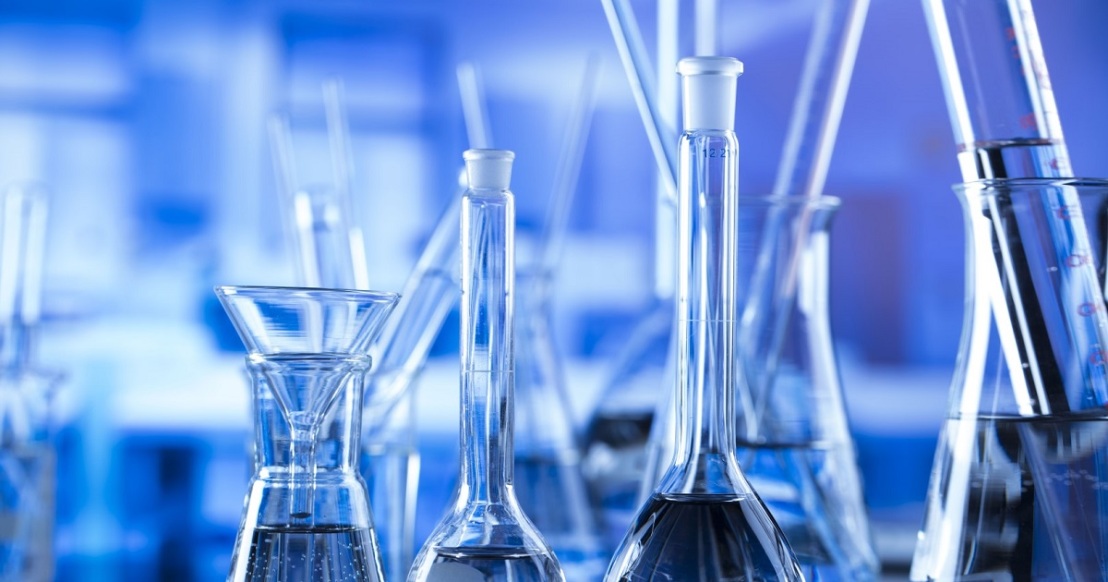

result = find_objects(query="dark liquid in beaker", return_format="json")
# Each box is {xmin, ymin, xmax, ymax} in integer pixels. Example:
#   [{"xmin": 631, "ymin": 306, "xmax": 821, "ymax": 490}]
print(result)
[
  {"xmin": 918, "ymin": 414, "xmax": 1108, "ymax": 580},
  {"xmin": 582, "ymin": 411, "xmax": 654, "ymax": 545},
  {"xmin": 423, "ymin": 545, "xmax": 563, "ymax": 581},
  {"xmin": 240, "ymin": 524, "xmax": 382, "ymax": 582},
  {"xmin": 610, "ymin": 492, "xmax": 802, "ymax": 582}
]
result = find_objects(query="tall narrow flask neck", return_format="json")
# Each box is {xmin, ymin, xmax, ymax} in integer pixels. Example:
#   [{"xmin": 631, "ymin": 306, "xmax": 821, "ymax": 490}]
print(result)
[
  {"xmin": 661, "ymin": 128, "xmax": 747, "ymax": 495},
  {"xmin": 458, "ymin": 181, "xmax": 517, "ymax": 505}
]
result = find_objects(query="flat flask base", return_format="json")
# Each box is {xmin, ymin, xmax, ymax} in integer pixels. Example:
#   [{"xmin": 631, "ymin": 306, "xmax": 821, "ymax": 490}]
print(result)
[
  {"xmin": 238, "ymin": 524, "xmax": 383, "ymax": 582},
  {"xmin": 608, "ymin": 492, "xmax": 803, "ymax": 582},
  {"xmin": 417, "ymin": 545, "xmax": 564, "ymax": 582}
]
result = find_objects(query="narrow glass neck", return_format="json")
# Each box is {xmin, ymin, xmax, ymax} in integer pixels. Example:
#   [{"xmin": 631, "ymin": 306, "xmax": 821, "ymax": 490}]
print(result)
[
  {"xmin": 668, "ymin": 130, "xmax": 743, "ymax": 489},
  {"xmin": 459, "ymin": 187, "xmax": 516, "ymax": 504}
]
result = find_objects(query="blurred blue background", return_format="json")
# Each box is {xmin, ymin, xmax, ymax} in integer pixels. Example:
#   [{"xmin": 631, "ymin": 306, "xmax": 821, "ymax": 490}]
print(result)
[{"xmin": 4, "ymin": 0, "xmax": 1106, "ymax": 579}]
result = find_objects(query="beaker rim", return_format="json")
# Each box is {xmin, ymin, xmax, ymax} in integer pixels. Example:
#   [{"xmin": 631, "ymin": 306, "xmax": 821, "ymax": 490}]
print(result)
[
  {"xmin": 740, "ymin": 194, "xmax": 842, "ymax": 210},
  {"xmin": 214, "ymin": 285, "xmax": 399, "ymax": 304},
  {"xmin": 954, "ymin": 178, "xmax": 1108, "ymax": 192}
]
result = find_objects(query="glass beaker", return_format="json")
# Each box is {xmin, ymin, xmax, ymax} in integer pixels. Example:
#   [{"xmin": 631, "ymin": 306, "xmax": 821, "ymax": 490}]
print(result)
[
  {"xmin": 606, "ymin": 57, "xmax": 803, "ymax": 581},
  {"xmin": 217, "ymin": 285, "xmax": 399, "ymax": 582},
  {"xmin": 513, "ymin": 268, "xmax": 606, "ymax": 581},
  {"xmin": 911, "ymin": 179, "xmax": 1108, "ymax": 581},
  {"xmin": 408, "ymin": 149, "xmax": 564, "ymax": 582},
  {"xmin": 640, "ymin": 194, "xmax": 878, "ymax": 580}
]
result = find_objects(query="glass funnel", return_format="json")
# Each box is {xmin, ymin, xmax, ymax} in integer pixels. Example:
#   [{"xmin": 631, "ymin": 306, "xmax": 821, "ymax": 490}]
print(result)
[
  {"xmin": 513, "ymin": 268, "xmax": 606, "ymax": 581},
  {"xmin": 605, "ymin": 57, "xmax": 803, "ymax": 581},
  {"xmin": 640, "ymin": 194, "xmax": 878, "ymax": 580},
  {"xmin": 408, "ymin": 149, "xmax": 564, "ymax": 582},
  {"xmin": 217, "ymin": 285, "xmax": 398, "ymax": 582},
  {"xmin": 911, "ymin": 179, "xmax": 1108, "ymax": 581}
]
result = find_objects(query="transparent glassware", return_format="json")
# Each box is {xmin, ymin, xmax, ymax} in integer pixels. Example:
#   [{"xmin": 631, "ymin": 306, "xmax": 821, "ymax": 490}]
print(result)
[
  {"xmin": 514, "ymin": 268, "xmax": 606, "ymax": 581},
  {"xmin": 911, "ymin": 179, "xmax": 1108, "ymax": 581},
  {"xmin": 216, "ymin": 285, "xmax": 399, "ymax": 582},
  {"xmin": 0, "ymin": 182, "xmax": 59, "ymax": 582},
  {"xmin": 581, "ymin": 299, "xmax": 671, "ymax": 549},
  {"xmin": 640, "ymin": 194, "xmax": 878, "ymax": 580},
  {"xmin": 0, "ymin": 369, "xmax": 62, "ymax": 582},
  {"xmin": 605, "ymin": 57, "xmax": 803, "ymax": 582},
  {"xmin": 359, "ymin": 195, "xmax": 461, "ymax": 581},
  {"xmin": 408, "ymin": 149, "xmax": 564, "ymax": 582}
]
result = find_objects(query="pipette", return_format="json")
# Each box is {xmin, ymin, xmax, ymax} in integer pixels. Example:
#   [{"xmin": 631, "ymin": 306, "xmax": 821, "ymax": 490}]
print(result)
[
  {"xmin": 362, "ymin": 59, "xmax": 497, "ymax": 412},
  {"xmin": 600, "ymin": 0, "xmax": 679, "ymax": 199},
  {"xmin": 456, "ymin": 62, "xmax": 494, "ymax": 151},
  {"xmin": 323, "ymin": 78, "xmax": 370, "ymax": 290},
  {"xmin": 534, "ymin": 56, "xmax": 601, "ymax": 279},
  {"xmin": 0, "ymin": 184, "xmax": 49, "ymax": 371}
]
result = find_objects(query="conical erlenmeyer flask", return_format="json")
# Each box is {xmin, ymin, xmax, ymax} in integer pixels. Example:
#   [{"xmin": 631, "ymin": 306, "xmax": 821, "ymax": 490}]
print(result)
[
  {"xmin": 606, "ymin": 56, "xmax": 803, "ymax": 581},
  {"xmin": 408, "ymin": 149, "xmax": 564, "ymax": 582},
  {"xmin": 217, "ymin": 285, "xmax": 398, "ymax": 582},
  {"xmin": 514, "ymin": 269, "xmax": 606, "ymax": 581},
  {"xmin": 911, "ymin": 179, "xmax": 1108, "ymax": 581},
  {"xmin": 641, "ymin": 194, "xmax": 878, "ymax": 580},
  {"xmin": 736, "ymin": 195, "xmax": 877, "ymax": 580}
]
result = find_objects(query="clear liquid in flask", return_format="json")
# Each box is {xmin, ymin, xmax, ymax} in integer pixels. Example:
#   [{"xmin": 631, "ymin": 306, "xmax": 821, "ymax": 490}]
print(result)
[{"xmin": 242, "ymin": 524, "xmax": 384, "ymax": 582}]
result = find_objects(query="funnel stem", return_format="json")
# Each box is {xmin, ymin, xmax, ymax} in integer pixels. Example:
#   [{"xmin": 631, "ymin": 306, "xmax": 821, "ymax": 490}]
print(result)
[{"xmin": 289, "ymin": 425, "xmax": 318, "ymax": 521}]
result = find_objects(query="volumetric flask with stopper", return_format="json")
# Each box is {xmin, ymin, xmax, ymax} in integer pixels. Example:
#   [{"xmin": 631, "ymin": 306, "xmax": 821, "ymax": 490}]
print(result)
[
  {"xmin": 605, "ymin": 57, "xmax": 802, "ymax": 582},
  {"xmin": 514, "ymin": 268, "xmax": 606, "ymax": 581},
  {"xmin": 217, "ymin": 285, "xmax": 398, "ymax": 582},
  {"xmin": 407, "ymin": 150, "xmax": 564, "ymax": 582},
  {"xmin": 911, "ymin": 179, "xmax": 1108, "ymax": 581},
  {"xmin": 640, "ymin": 194, "xmax": 878, "ymax": 580}
]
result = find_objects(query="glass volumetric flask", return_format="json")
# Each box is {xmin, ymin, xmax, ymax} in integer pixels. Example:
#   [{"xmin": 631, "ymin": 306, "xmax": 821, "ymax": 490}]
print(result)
[
  {"xmin": 640, "ymin": 194, "xmax": 879, "ymax": 580},
  {"xmin": 514, "ymin": 269, "xmax": 606, "ymax": 581},
  {"xmin": 217, "ymin": 285, "xmax": 399, "ymax": 582},
  {"xmin": 911, "ymin": 179, "xmax": 1108, "ymax": 581},
  {"xmin": 408, "ymin": 150, "xmax": 564, "ymax": 582},
  {"xmin": 605, "ymin": 57, "xmax": 803, "ymax": 582}
]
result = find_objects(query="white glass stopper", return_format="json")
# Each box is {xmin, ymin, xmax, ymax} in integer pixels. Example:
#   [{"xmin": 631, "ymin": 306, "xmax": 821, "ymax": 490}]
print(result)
[
  {"xmin": 677, "ymin": 56, "xmax": 744, "ymax": 131},
  {"xmin": 463, "ymin": 149, "xmax": 515, "ymax": 190}
]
